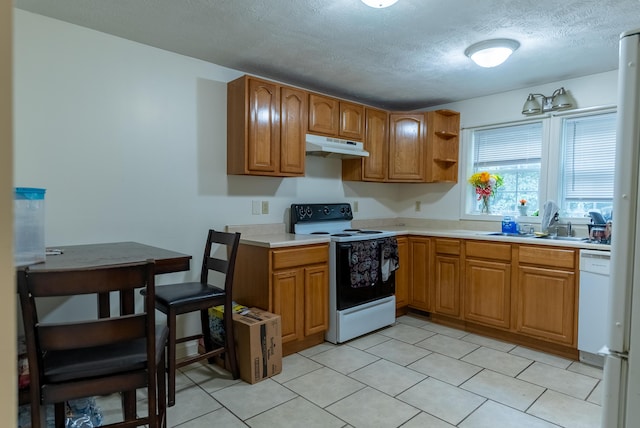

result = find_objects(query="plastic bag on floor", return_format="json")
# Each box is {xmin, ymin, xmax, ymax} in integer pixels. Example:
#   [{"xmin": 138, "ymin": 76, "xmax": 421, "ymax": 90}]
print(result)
[
  {"xmin": 18, "ymin": 397, "xmax": 103, "ymax": 428},
  {"xmin": 66, "ymin": 397, "xmax": 103, "ymax": 427}
]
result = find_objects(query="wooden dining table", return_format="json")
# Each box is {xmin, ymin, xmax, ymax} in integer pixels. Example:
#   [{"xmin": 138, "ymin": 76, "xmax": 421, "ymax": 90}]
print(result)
[{"xmin": 18, "ymin": 241, "xmax": 192, "ymax": 405}]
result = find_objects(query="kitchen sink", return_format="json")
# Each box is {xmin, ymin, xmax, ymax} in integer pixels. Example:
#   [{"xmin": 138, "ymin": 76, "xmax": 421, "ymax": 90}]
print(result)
[
  {"xmin": 482, "ymin": 232, "xmax": 523, "ymax": 237},
  {"xmin": 479, "ymin": 231, "xmax": 588, "ymax": 242},
  {"xmin": 534, "ymin": 235, "xmax": 589, "ymax": 242}
]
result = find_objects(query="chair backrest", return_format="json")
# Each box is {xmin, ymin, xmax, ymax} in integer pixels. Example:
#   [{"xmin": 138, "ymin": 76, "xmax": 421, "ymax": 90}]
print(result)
[
  {"xmin": 200, "ymin": 230, "xmax": 241, "ymax": 301},
  {"xmin": 17, "ymin": 260, "xmax": 157, "ymax": 394}
]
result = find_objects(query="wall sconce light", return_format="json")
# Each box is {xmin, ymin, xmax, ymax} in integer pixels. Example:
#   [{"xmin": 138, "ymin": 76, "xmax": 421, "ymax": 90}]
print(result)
[
  {"xmin": 361, "ymin": 0, "xmax": 398, "ymax": 8},
  {"xmin": 464, "ymin": 39, "xmax": 520, "ymax": 68},
  {"xmin": 521, "ymin": 87, "xmax": 573, "ymax": 115}
]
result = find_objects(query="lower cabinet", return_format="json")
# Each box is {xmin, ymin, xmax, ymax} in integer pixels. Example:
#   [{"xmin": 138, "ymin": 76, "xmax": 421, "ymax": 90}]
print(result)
[
  {"xmin": 433, "ymin": 239, "xmax": 461, "ymax": 317},
  {"xmin": 403, "ymin": 235, "xmax": 579, "ymax": 357},
  {"xmin": 464, "ymin": 241, "xmax": 512, "ymax": 329},
  {"xmin": 409, "ymin": 237, "xmax": 431, "ymax": 311},
  {"xmin": 233, "ymin": 243, "xmax": 329, "ymax": 355},
  {"xmin": 394, "ymin": 237, "xmax": 409, "ymax": 309},
  {"xmin": 515, "ymin": 245, "xmax": 577, "ymax": 346}
]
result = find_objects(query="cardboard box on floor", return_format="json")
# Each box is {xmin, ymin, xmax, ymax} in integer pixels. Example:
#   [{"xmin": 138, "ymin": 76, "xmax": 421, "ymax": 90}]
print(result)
[{"xmin": 233, "ymin": 307, "xmax": 282, "ymax": 384}]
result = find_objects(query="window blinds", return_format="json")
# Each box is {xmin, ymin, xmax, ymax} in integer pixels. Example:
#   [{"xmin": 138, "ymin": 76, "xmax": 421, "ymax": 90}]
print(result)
[
  {"xmin": 562, "ymin": 112, "xmax": 616, "ymax": 201},
  {"xmin": 473, "ymin": 122, "xmax": 543, "ymax": 167}
]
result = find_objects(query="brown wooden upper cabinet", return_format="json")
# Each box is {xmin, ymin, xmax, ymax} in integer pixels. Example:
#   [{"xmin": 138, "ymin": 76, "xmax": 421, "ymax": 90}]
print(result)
[
  {"xmin": 308, "ymin": 94, "xmax": 364, "ymax": 141},
  {"xmin": 344, "ymin": 109, "xmax": 461, "ymax": 183},
  {"xmin": 426, "ymin": 109, "xmax": 460, "ymax": 183},
  {"xmin": 388, "ymin": 113, "xmax": 426, "ymax": 182},
  {"xmin": 227, "ymin": 75, "xmax": 306, "ymax": 177},
  {"xmin": 342, "ymin": 107, "xmax": 389, "ymax": 182}
]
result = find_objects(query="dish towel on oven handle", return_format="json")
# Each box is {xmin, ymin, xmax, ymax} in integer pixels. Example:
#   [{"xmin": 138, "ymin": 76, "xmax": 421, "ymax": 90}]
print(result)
[
  {"xmin": 380, "ymin": 237, "xmax": 399, "ymax": 282},
  {"xmin": 349, "ymin": 240, "xmax": 380, "ymax": 288}
]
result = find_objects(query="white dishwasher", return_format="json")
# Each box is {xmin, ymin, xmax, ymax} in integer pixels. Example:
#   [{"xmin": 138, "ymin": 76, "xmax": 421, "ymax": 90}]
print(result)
[{"xmin": 578, "ymin": 249, "xmax": 611, "ymax": 367}]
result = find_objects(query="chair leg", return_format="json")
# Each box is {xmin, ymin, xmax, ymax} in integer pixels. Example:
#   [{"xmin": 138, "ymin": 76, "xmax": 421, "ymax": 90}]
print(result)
[
  {"xmin": 54, "ymin": 402, "xmax": 65, "ymax": 428},
  {"xmin": 200, "ymin": 308, "xmax": 215, "ymax": 363},
  {"xmin": 122, "ymin": 390, "xmax": 136, "ymax": 421},
  {"xmin": 223, "ymin": 306, "xmax": 240, "ymax": 379},
  {"xmin": 167, "ymin": 308, "xmax": 177, "ymax": 407},
  {"xmin": 158, "ymin": 350, "xmax": 168, "ymax": 428}
]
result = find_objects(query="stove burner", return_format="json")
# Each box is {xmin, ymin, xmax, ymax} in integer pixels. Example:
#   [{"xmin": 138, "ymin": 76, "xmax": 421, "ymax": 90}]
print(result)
[
  {"xmin": 310, "ymin": 231, "xmax": 330, "ymax": 235},
  {"xmin": 344, "ymin": 229, "xmax": 361, "ymax": 232},
  {"xmin": 332, "ymin": 233, "xmax": 353, "ymax": 237},
  {"xmin": 358, "ymin": 230, "xmax": 383, "ymax": 234}
]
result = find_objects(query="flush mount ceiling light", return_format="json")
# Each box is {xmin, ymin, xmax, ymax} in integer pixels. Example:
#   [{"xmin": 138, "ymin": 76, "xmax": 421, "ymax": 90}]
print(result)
[
  {"xmin": 464, "ymin": 39, "xmax": 520, "ymax": 68},
  {"xmin": 521, "ymin": 87, "xmax": 573, "ymax": 115},
  {"xmin": 361, "ymin": 0, "xmax": 399, "ymax": 8}
]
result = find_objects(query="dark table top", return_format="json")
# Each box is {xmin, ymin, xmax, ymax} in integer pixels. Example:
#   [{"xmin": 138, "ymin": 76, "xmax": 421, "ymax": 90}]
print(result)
[{"xmin": 24, "ymin": 241, "xmax": 192, "ymax": 274}]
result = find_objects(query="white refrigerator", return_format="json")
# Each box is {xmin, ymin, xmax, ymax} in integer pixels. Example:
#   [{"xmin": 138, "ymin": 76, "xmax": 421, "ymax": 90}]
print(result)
[{"xmin": 601, "ymin": 28, "xmax": 640, "ymax": 428}]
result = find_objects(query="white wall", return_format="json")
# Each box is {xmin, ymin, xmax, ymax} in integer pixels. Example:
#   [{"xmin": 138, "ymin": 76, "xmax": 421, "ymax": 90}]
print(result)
[{"xmin": 13, "ymin": 9, "xmax": 400, "ymax": 282}]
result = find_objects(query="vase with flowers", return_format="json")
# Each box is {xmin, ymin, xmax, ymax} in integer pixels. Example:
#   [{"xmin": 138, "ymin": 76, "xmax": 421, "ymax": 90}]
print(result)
[
  {"xmin": 518, "ymin": 199, "xmax": 528, "ymax": 216},
  {"xmin": 468, "ymin": 171, "xmax": 503, "ymax": 214}
]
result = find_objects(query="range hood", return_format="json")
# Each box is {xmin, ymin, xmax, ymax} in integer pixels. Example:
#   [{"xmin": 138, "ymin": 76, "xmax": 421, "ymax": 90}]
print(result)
[{"xmin": 305, "ymin": 134, "xmax": 369, "ymax": 159}]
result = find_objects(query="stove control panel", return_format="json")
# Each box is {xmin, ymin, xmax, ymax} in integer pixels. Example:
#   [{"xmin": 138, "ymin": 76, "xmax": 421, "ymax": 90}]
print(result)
[{"xmin": 290, "ymin": 203, "xmax": 353, "ymax": 227}]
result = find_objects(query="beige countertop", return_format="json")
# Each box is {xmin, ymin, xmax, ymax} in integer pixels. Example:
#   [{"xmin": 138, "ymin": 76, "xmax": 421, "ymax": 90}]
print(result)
[{"xmin": 233, "ymin": 224, "xmax": 611, "ymax": 251}]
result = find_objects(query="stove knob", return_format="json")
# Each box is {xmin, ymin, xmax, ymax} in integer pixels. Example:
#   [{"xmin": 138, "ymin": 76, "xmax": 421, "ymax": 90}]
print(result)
[
  {"xmin": 323, "ymin": 206, "xmax": 330, "ymax": 215},
  {"xmin": 305, "ymin": 206, "xmax": 312, "ymax": 217},
  {"xmin": 340, "ymin": 206, "xmax": 346, "ymax": 214}
]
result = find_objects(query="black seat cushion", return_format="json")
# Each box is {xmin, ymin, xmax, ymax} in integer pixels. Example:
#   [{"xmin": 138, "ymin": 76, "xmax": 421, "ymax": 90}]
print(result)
[
  {"xmin": 43, "ymin": 327, "xmax": 168, "ymax": 383},
  {"xmin": 153, "ymin": 282, "xmax": 225, "ymax": 307}
]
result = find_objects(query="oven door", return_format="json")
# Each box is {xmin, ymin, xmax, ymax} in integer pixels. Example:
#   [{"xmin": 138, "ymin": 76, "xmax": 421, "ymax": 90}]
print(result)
[{"xmin": 335, "ymin": 239, "xmax": 395, "ymax": 311}]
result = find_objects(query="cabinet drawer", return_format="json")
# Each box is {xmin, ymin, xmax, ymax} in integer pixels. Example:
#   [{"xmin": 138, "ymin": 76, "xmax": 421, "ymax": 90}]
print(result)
[
  {"xmin": 519, "ymin": 245, "xmax": 575, "ymax": 269},
  {"xmin": 272, "ymin": 245, "xmax": 328, "ymax": 270},
  {"xmin": 435, "ymin": 238, "xmax": 460, "ymax": 255},
  {"xmin": 466, "ymin": 241, "xmax": 511, "ymax": 261}
]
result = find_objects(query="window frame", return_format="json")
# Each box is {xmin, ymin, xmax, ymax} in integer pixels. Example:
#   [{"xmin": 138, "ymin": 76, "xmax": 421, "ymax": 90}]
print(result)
[{"xmin": 460, "ymin": 105, "xmax": 616, "ymax": 223}]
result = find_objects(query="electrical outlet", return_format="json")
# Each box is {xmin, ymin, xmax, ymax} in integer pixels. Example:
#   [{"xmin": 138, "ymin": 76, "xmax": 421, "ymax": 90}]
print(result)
[
  {"xmin": 353, "ymin": 201, "xmax": 359, "ymax": 212},
  {"xmin": 415, "ymin": 201, "xmax": 421, "ymax": 212},
  {"xmin": 261, "ymin": 200, "xmax": 269, "ymax": 214},
  {"xmin": 252, "ymin": 200, "xmax": 261, "ymax": 215}
]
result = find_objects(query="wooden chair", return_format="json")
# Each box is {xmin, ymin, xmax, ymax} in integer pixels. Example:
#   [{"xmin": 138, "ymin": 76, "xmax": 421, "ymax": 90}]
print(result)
[
  {"xmin": 17, "ymin": 260, "xmax": 167, "ymax": 428},
  {"xmin": 152, "ymin": 230, "xmax": 240, "ymax": 406}
]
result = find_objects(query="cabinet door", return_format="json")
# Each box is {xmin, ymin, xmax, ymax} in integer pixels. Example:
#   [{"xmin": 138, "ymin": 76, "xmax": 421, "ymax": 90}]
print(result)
[
  {"xmin": 516, "ymin": 265, "xmax": 576, "ymax": 345},
  {"xmin": 465, "ymin": 259, "xmax": 511, "ymax": 329},
  {"xmin": 395, "ymin": 237, "xmax": 409, "ymax": 308},
  {"xmin": 309, "ymin": 94, "xmax": 339, "ymax": 136},
  {"xmin": 304, "ymin": 264, "xmax": 329, "ymax": 336},
  {"xmin": 280, "ymin": 86, "xmax": 307, "ymax": 175},
  {"xmin": 363, "ymin": 107, "xmax": 388, "ymax": 181},
  {"xmin": 273, "ymin": 269, "xmax": 304, "ymax": 344},
  {"xmin": 339, "ymin": 101, "xmax": 364, "ymax": 140},
  {"xmin": 409, "ymin": 237, "xmax": 431, "ymax": 311},
  {"xmin": 434, "ymin": 254, "xmax": 461, "ymax": 317},
  {"xmin": 388, "ymin": 113, "xmax": 425, "ymax": 181},
  {"xmin": 248, "ymin": 78, "xmax": 279, "ymax": 173}
]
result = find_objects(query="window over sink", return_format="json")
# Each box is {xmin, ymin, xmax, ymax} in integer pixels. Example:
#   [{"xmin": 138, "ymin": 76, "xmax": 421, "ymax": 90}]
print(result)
[{"xmin": 465, "ymin": 107, "xmax": 616, "ymax": 220}]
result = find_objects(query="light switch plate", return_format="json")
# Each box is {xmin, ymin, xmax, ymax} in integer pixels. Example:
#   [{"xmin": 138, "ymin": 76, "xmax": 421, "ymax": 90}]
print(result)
[
  {"xmin": 252, "ymin": 200, "xmax": 261, "ymax": 215},
  {"xmin": 261, "ymin": 200, "xmax": 269, "ymax": 214}
]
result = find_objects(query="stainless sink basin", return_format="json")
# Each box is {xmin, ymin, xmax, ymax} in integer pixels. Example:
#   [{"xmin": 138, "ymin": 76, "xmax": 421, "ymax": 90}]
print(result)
[
  {"xmin": 483, "ymin": 232, "xmax": 522, "ymax": 237},
  {"xmin": 534, "ymin": 235, "xmax": 589, "ymax": 242},
  {"xmin": 479, "ymin": 231, "xmax": 588, "ymax": 242}
]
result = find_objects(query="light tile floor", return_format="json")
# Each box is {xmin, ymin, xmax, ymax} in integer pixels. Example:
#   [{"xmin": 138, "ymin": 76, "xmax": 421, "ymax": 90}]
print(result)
[{"xmin": 97, "ymin": 314, "xmax": 603, "ymax": 427}]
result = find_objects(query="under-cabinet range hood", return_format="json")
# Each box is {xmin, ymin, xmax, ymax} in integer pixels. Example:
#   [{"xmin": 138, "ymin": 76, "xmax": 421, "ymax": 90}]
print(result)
[{"xmin": 305, "ymin": 134, "xmax": 369, "ymax": 159}]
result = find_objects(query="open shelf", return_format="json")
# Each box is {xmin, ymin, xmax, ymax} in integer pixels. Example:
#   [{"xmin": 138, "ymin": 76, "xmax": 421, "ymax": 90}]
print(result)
[{"xmin": 435, "ymin": 131, "xmax": 458, "ymax": 139}]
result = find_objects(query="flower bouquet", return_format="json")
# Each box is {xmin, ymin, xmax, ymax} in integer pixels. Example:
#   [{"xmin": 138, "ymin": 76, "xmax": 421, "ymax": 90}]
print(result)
[{"xmin": 468, "ymin": 171, "xmax": 503, "ymax": 213}]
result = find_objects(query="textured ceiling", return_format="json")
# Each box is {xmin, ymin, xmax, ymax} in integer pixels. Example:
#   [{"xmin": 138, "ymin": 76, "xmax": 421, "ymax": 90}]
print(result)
[{"xmin": 15, "ymin": 0, "xmax": 640, "ymax": 110}]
